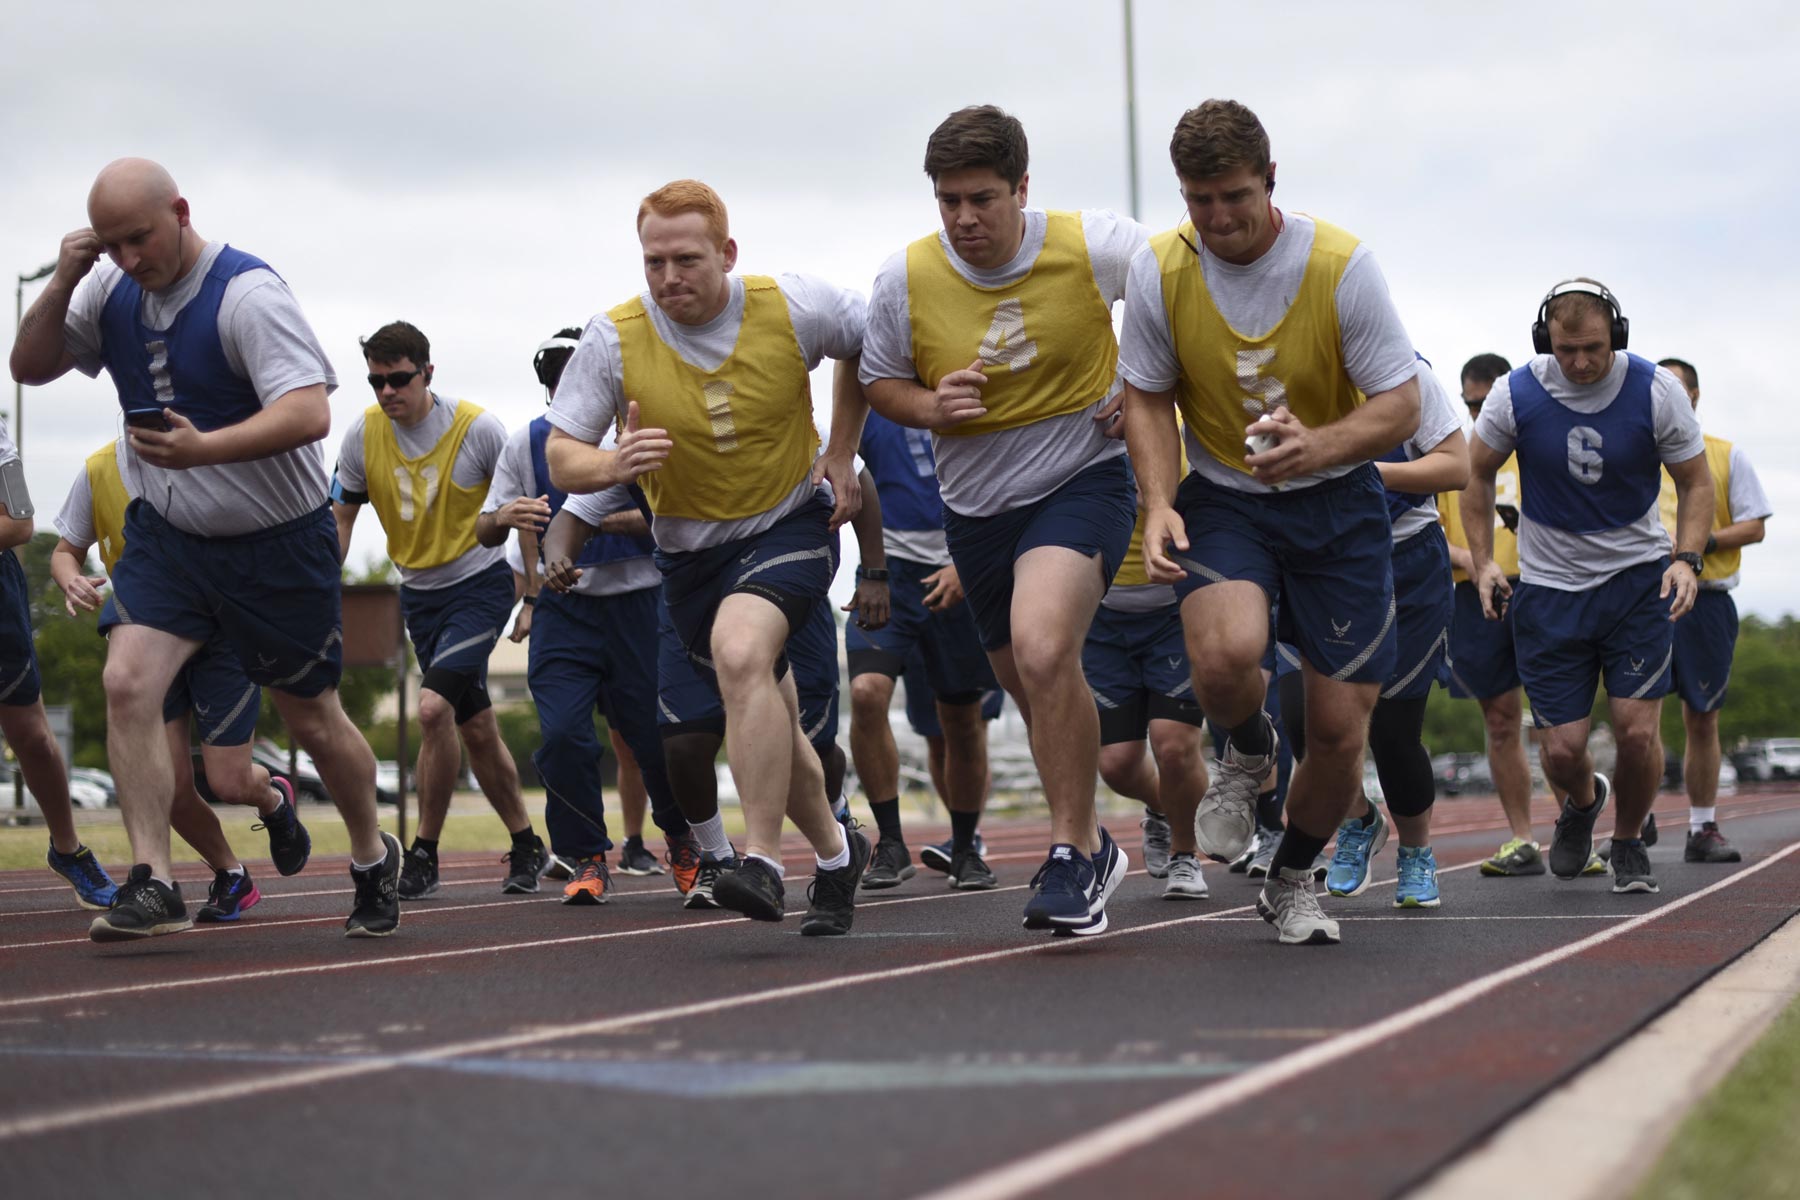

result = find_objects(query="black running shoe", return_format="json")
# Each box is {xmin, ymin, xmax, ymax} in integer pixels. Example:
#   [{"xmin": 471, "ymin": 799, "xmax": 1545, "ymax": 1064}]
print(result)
[
  {"xmin": 947, "ymin": 847, "xmax": 998, "ymax": 890},
  {"xmin": 617, "ymin": 835, "xmax": 665, "ymax": 876},
  {"xmin": 1609, "ymin": 838, "xmax": 1659, "ymax": 894},
  {"xmin": 89, "ymin": 865, "xmax": 192, "ymax": 942},
  {"xmin": 1685, "ymin": 822, "xmax": 1742, "ymax": 863},
  {"xmin": 861, "ymin": 837, "xmax": 915, "ymax": 890},
  {"xmin": 253, "ymin": 778, "xmax": 312, "ymax": 877},
  {"xmin": 1549, "ymin": 774, "xmax": 1609, "ymax": 880},
  {"xmin": 196, "ymin": 868, "xmax": 262, "ymax": 923},
  {"xmin": 1642, "ymin": 811, "xmax": 1659, "ymax": 848},
  {"xmin": 501, "ymin": 835, "xmax": 550, "ymax": 894},
  {"xmin": 346, "ymin": 832, "xmax": 402, "ymax": 938},
  {"xmin": 712, "ymin": 857, "xmax": 787, "ymax": 922},
  {"xmin": 397, "ymin": 842, "xmax": 439, "ymax": 900},
  {"xmin": 802, "ymin": 828, "xmax": 871, "ymax": 937}
]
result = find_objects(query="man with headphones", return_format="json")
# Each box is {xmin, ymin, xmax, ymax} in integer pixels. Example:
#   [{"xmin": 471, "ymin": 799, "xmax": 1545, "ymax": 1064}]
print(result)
[
  {"xmin": 1462, "ymin": 280, "xmax": 1711, "ymax": 895},
  {"xmin": 332, "ymin": 320, "xmax": 548, "ymax": 900}
]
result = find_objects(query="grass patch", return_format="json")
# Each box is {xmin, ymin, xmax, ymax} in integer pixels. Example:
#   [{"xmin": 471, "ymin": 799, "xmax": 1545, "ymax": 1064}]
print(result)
[{"xmin": 1634, "ymin": 988, "xmax": 1800, "ymax": 1200}]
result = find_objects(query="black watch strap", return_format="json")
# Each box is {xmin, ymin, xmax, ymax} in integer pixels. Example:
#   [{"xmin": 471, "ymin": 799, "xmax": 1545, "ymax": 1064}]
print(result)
[
  {"xmin": 1675, "ymin": 551, "xmax": 1704, "ymax": 576},
  {"xmin": 857, "ymin": 566, "xmax": 890, "ymax": 582}
]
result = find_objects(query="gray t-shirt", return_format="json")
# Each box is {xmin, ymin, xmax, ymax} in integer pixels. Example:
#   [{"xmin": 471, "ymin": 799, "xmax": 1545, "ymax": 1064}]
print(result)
[
  {"xmin": 1473, "ymin": 355, "xmax": 1705, "ymax": 590},
  {"xmin": 861, "ymin": 208, "xmax": 1145, "ymax": 518},
  {"xmin": 1697, "ymin": 445, "xmax": 1773, "ymax": 592},
  {"xmin": 1118, "ymin": 212, "xmax": 1419, "ymax": 494},
  {"xmin": 334, "ymin": 394, "xmax": 508, "ymax": 589},
  {"xmin": 546, "ymin": 273, "xmax": 866, "ymax": 552},
  {"xmin": 1386, "ymin": 365, "xmax": 1465, "ymax": 544},
  {"xmin": 51, "ymin": 440, "xmax": 129, "ymax": 551},
  {"xmin": 63, "ymin": 240, "xmax": 336, "ymax": 536},
  {"xmin": 486, "ymin": 423, "xmax": 660, "ymax": 597}
]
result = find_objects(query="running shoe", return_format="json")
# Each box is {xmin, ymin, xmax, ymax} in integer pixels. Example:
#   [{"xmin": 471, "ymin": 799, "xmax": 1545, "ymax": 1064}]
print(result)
[
  {"xmin": 502, "ymin": 835, "xmax": 550, "ymax": 894},
  {"xmin": 948, "ymin": 847, "xmax": 998, "ymax": 890},
  {"xmin": 90, "ymin": 864, "xmax": 191, "ymax": 942},
  {"xmin": 1480, "ymin": 837, "xmax": 1546, "ymax": 877},
  {"xmin": 1022, "ymin": 844, "xmax": 1094, "ymax": 930},
  {"xmin": 1245, "ymin": 827, "xmax": 1281, "ymax": 879},
  {"xmin": 47, "ymin": 842, "xmax": 117, "ymax": 910},
  {"xmin": 1609, "ymin": 838, "xmax": 1659, "ymax": 894},
  {"xmin": 1325, "ymin": 804, "xmax": 1389, "ymax": 898},
  {"xmin": 712, "ymin": 857, "xmax": 787, "ymax": 922},
  {"xmin": 861, "ymin": 838, "xmax": 916, "ymax": 890},
  {"xmin": 1685, "ymin": 823, "xmax": 1741, "ymax": 864},
  {"xmin": 920, "ymin": 831, "xmax": 986, "ymax": 873},
  {"xmin": 1257, "ymin": 866, "xmax": 1340, "ymax": 945},
  {"xmin": 1140, "ymin": 810, "xmax": 1173, "ymax": 879},
  {"xmin": 1393, "ymin": 846, "xmax": 1440, "ymax": 909},
  {"xmin": 562, "ymin": 856, "xmax": 610, "ymax": 905},
  {"xmin": 1050, "ymin": 829, "xmax": 1130, "ymax": 937},
  {"xmin": 1643, "ymin": 811, "xmax": 1659, "ymax": 847},
  {"xmin": 253, "ymin": 777, "xmax": 311, "ymax": 876},
  {"xmin": 665, "ymin": 834, "xmax": 702, "ymax": 895},
  {"xmin": 346, "ymin": 832, "xmax": 402, "ymax": 938},
  {"xmin": 1581, "ymin": 850, "xmax": 1608, "ymax": 876},
  {"xmin": 801, "ymin": 827, "xmax": 871, "ymax": 936},
  {"xmin": 686, "ymin": 850, "xmax": 739, "ymax": 910},
  {"xmin": 1549, "ymin": 774, "xmax": 1609, "ymax": 880},
  {"xmin": 196, "ymin": 868, "xmax": 262, "ymax": 923},
  {"xmin": 1195, "ymin": 732, "xmax": 1274, "ymax": 863},
  {"xmin": 544, "ymin": 853, "xmax": 576, "ymax": 882},
  {"xmin": 1163, "ymin": 852, "xmax": 1208, "ymax": 900},
  {"xmin": 618, "ymin": 835, "xmax": 665, "ymax": 876},
  {"xmin": 397, "ymin": 842, "xmax": 439, "ymax": 900}
]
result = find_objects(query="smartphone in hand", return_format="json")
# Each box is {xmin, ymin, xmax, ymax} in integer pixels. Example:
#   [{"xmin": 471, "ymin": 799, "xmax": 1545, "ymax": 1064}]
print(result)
[{"xmin": 125, "ymin": 406, "xmax": 171, "ymax": 432}]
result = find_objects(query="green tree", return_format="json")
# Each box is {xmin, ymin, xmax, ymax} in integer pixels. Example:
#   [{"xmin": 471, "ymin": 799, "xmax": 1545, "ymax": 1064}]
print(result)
[{"xmin": 18, "ymin": 533, "xmax": 111, "ymax": 767}]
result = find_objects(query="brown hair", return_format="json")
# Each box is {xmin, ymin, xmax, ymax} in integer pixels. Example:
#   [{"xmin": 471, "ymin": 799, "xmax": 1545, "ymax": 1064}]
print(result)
[
  {"xmin": 1169, "ymin": 99, "xmax": 1270, "ymax": 182},
  {"xmin": 923, "ymin": 105, "xmax": 1029, "ymax": 187},
  {"xmin": 1545, "ymin": 277, "xmax": 1614, "ymax": 331},
  {"xmin": 637, "ymin": 180, "xmax": 730, "ymax": 248},
  {"xmin": 360, "ymin": 320, "xmax": 430, "ymax": 367}
]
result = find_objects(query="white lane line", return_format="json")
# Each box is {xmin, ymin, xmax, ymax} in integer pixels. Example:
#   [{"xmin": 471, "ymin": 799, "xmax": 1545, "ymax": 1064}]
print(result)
[{"xmin": 909, "ymin": 839, "xmax": 1800, "ymax": 1200}]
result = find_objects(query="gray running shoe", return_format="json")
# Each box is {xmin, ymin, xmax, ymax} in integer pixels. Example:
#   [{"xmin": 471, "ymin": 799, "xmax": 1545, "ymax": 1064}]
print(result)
[
  {"xmin": 1245, "ymin": 827, "xmax": 1281, "ymax": 879},
  {"xmin": 1162, "ymin": 852, "xmax": 1208, "ymax": 900},
  {"xmin": 1256, "ymin": 866, "xmax": 1340, "ymax": 945},
  {"xmin": 861, "ymin": 838, "xmax": 916, "ymax": 890},
  {"xmin": 1196, "ymin": 733, "xmax": 1275, "ymax": 863},
  {"xmin": 1685, "ymin": 823, "xmax": 1741, "ymax": 864},
  {"xmin": 1609, "ymin": 838, "xmax": 1659, "ymax": 894},
  {"xmin": 1549, "ymin": 774, "xmax": 1609, "ymax": 880},
  {"xmin": 1140, "ymin": 811, "xmax": 1173, "ymax": 879}
]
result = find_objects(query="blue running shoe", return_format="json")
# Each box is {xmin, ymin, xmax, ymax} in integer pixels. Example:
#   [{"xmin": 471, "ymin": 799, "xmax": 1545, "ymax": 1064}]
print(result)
[
  {"xmin": 921, "ymin": 831, "xmax": 987, "ymax": 874},
  {"xmin": 1393, "ymin": 846, "xmax": 1440, "ymax": 909},
  {"xmin": 1325, "ymin": 803, "xmax": 1389, "ymax": 898},
  {"xmin": 1022, "ymin": 844, "xmax": 1093, "ymax": 930},
  {"xmin": 48, "ymin": 843, "xmax": 118, "ymax": 910},
  {"xmin": 1052, "ymin": 827, "xmax": 1132, "ymax": 937}
]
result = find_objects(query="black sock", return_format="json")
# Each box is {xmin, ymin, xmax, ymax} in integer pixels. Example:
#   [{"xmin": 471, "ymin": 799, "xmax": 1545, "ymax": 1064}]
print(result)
[
  {"xmin": 1269, "ymin": 829, "xmax": 1328, "ymax": 878},
  {"xmin": 1353, "ymin": 804, "xmax": 1376, "ymax": 829},
  {"xmin": 870, "ymin": 798, "xmax": 904, "ymax": 842},
  {"xmin": 411, "ymin": 837, "xmax": 439, "ymax": 857},
  {"xmin": 950, "ymin": 809, "xmax": 980, "ymax": 854},
  {"xmin": 1256, "ymin": 788, "xmax": 1284, "ymax": 832},
  {"xmin": 1227, "ymin": 711, "xmax": 1273, "ymax": 758},
  {"xmin": 510, "ymin": 827, "xmax": 538, "ymax": 852}
]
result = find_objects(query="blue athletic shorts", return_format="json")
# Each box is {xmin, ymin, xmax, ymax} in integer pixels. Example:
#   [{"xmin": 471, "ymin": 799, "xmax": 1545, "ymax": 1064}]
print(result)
[
  {"xmin": 845, "ymin": 554, "xmax": 996, "ymax": 703},
  {"xmin": 1513, "ymin": 559, "xmax": 1674, "ymax": 728},
  {"xmin": 1082, "ymin": 602, "xmax": 1203, "ymax": 744},
  {"xmin": 102, "ymin": 500, "xmax": 343, "ymax": 698},
  {"xmin": 943, "ymin": 455, "xmax": 1137, "ymax": 652},
  {"xmin": 0, "ymin": 551, "xmax": 41, "ymax": 707},
  {"xmin": 1671, "ymin": 589, "xmax": 1738, "ymax": 713},
  {"xmin": 401, "ymin": 560, "xmax": 515, "ymax": 685},
  {"xmin": 1171, "ymin": 463, "xmax": 1397, "ymax": 686},
  {"xmin": 1382, "ymin": 525, "xmax": 1453, "ymax": 702},
  {"xmin": 1447, "ymin": 580, "xmax": 1521, "ymax": 701},
  {"xmin": 162, "ymin": 636, "xmax": 262, "ymax": 746},
  {"xmin": 903, "ymin": 650, "xmax": 1004, "ymax": 738}
]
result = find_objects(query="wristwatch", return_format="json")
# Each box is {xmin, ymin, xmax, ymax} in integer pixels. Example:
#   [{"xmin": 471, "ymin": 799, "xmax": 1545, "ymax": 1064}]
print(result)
[
  {"xmin": 856, "ymin": 566, "xmax": 890, "ymax": 583},
  {"xmin": 1674, "ymin": 551, "xmax": 1704, "ymax": 577}
]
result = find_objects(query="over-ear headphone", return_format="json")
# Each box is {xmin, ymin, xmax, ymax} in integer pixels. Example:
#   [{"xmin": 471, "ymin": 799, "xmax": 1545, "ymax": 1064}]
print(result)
[
  {"xmin": 1531, "ymin": 279, "xmax": 1628, "ymax": 355},
  {"xmin": 532, "ymin": 330, "xmax": 583, "ymax": 390}
]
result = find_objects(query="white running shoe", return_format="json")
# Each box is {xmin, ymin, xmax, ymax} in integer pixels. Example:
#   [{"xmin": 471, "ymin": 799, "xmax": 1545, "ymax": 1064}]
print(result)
[
  {"xmin": 1162, "ymin": 852, "xmax": 1208, "ymax": 900},
  {"xmin": 1195, "ymin": 733, "xmax": 1275, "ymax": 863},
  {"xmin": 1256, "ymin": 866, "xmax": 1341, "ymax": 945}
]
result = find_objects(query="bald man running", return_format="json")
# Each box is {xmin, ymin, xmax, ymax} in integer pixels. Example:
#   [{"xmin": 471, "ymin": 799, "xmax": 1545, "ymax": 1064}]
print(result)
[{"xmin": 9, "ymin": 158, "xmax": 399, "ymax": 943}]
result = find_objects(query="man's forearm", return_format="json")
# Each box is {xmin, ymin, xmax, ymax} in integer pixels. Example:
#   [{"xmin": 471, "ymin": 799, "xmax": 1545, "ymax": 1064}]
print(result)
[
  {"xmin": 545, "ymin": 430, "xmax": 625, "ymax": 494},
  {"xmin": 204, "ymin": 385, "xmax": 331, "ymax": 462},
  {"xmin": 541, "ymin": 509, "xmax": 598, "ymax": 566},
  {"xmin": 1675, "ymin": 477, "xmax": 1713, "ymax": 556},
  {"xmin": 1712, "ymin": 518, "xmax": 1766, "ymax": 551},
  {"xmin": 9, "ymin": 280, "xmax": 77, "ymax": 385},
  {"xmin": 597, "ymin": 510, "xmax": 650, "ymax": 538},
  {"xmin": 1312, "ymin": 376, "xmax": 1421, "ymax": 469},
  {"xmin": 518, "ymin": 529, "xmax": 541, "ymax": 593},
  {"xmin": 1123, "ymin": 384, "xmax": 1183, "ymax": 509},
  {"xmin": 474, "ymin": 511, "xmax": 506, "ymax": 549},
  {"xmin": 49, "ymin": 544, "xmax": 85, "ymax": 589},
  {"xmin": 825, "ymin": 356, "xmax": 870, "ymax": 460},
  {"xmin": 0, "ymin": 513, "xmax": 35, "ymax": 551},
  {"xmin": 1460, "ymin": 475, "xmax": 1497, "ymax": 571},
  {"xmin": 865, "ymin": 378, "xmax": 938, "ymax": 429},
  {"xmin": 331, "ymin": 503, "xmax": 358, "ymax": 564}
]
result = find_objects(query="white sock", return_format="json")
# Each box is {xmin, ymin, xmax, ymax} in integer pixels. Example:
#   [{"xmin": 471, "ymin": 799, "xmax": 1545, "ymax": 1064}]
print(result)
[
  {"xmin": 815, "ymin": 826, "xmax": 850, "ymax": 872},
  {"xmin": 351, "ymin": 847, "xmax": 389, "ymax": 872},
  {"xmin": 691, "ymin": 814, "xmax": 732, "ymax": 858},
  {"xmin": 225, "ymin": 865, "xmax": 246, "ymax": 878},
  {"xmin": 1690, "ymin": 806, "xmax": 1716, "ymax": 831},
  {"xmin": 747, "ymin": 852, "xmax": 785, "ymax": 879}
]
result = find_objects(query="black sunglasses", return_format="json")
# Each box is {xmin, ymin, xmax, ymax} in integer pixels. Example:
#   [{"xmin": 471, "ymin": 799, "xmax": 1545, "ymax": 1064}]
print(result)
[{"xmin": 367, "ymin": 368, "xmax": 423, "ymax": 391}]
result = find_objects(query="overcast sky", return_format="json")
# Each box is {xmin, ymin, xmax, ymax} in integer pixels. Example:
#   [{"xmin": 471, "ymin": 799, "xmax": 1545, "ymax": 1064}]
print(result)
[{"xmin": 5, "ymin": 1, "xmax": 1797, "ymax": 616}]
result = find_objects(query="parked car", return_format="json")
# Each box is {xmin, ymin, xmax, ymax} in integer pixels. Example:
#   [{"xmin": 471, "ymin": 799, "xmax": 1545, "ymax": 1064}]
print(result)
[
  {"xmin": 69, "ymin": 767, "xmax": 117, "ymax": 806},
  {"xmin": 1733, "ymin": 738, "xmax": 1800, "ymax": 782},
  {"xmin": 0, "ymin": 763, "xmax": 109, "ymax": 809},
  {"xmin": 1432, "ymin": 752, "xmax": 1493, "ymax": 796},
  {"xmin": 191, "ymin": 741, "xmax": 397, "ymax": 806},
  {"xmin": 1767, "ymin": 739, "xmax": 1800, "ymax": 780},
  {"xmin": 1664, "ymin": 751, "xmax": 1740, "ymax": 793}
]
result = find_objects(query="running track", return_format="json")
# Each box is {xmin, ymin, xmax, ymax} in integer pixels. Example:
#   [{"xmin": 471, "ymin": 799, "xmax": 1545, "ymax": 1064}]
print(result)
[{"xmin": 2, "ymin": 788, "xmax": 1797, "ymax": 1198}]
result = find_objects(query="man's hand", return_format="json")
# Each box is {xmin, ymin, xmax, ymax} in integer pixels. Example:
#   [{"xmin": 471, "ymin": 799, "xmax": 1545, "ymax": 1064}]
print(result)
[
  {"xmin": 544, "ymin": 557, "xmax": 583, "ymax": 594},
  {"xmin": 508, "ymin": 603, "xmax": 533, "ymax": 643},
  {"xmin": 1093, "ymin": 390, "xmax": 1126, "ymax": 440},
  {"xmin": 1141, "ymin": 506, "xmax": 1190, "ymax": 584},
  {"xmin": 128, "ymin": 409, "xmax": 215, "ymax": 469},
  {"xmin": 1474, "ymin": 561, "xmax": 1512, "ymax": 620},
  {"xmin": 921, "ymin": 564, "xmax": 965, "ymax": 612},
  {"xmin": 496, "ymin": 494, "xmax": 551, "ymax": 534},
  {"xmin": 59, "ymin": 573, "xmax": 108, "ymax": 615},
  {"xmin": 928, "ymin": 359, "xmax": 990, "ymax": 429},
  {"xmin": 811, "ymin": 449, "xmax": 861, "ymax": 532},
  {"xmin": 842, "ymin": 576, "xmax": 890, "ymax": 630},
  {"xmin": 1243, "ymin": 406, "xmax": 1324, "ymax": 486},
  {"xmin": 615, "ymin": 401, "xmax": 672, "ymax": 481},
  {"xmin": 1662, "ymin": 560, "xmax": 1699, "ymax": 621},
  {"xmin": 54, "ymin": 228, "xmax": 104, "ymax": 289}
]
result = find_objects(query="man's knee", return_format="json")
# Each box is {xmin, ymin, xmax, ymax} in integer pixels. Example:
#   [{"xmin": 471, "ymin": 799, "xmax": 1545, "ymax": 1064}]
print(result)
[
  {"xmin": 1481, "ymin": 699, "xmax": 1522, "ymax": 746},
  {"xmin": 421, "ymin": 667, "xmax": 488, "ymax": 727},
  {"xmin": 1683, "ymin": 706, "xmax": 1721, "ymax": 742},
  {"xmin": 1614, "ymin": 722, "xmax": 1660, "ymax": 765},
  {"xmin": 849, "ymin": 673, "xmax": 895, "ymax": 726},
  {"xmin": 711, "ymin": 626, "xmax": 780, "ymax": 690},
  {"xmin": 1149, "ymin": 723, "xmax": 1202, "ymax": 776}
]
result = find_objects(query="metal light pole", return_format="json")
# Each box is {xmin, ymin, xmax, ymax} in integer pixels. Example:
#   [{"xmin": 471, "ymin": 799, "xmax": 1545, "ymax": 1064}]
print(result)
[
  {"xmin": 1123, "ymin": 0, "xmax": 1142, "ymax": 221},
  {"xmin": 14, "ymin": 262, "xmax": 56, "ymax": 453}
]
